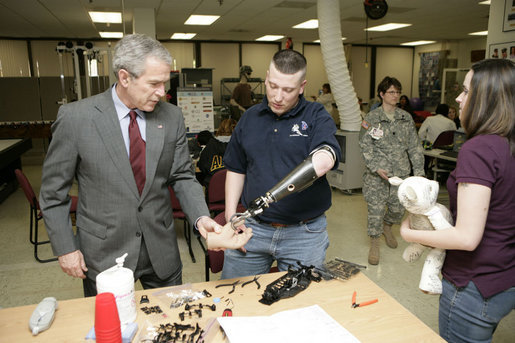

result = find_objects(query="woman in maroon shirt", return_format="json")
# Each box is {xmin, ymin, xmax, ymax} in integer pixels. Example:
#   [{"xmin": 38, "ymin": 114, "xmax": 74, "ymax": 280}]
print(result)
[{"xmin": 400, "ymin": 58, "xmax": 515, "ymax": 343}]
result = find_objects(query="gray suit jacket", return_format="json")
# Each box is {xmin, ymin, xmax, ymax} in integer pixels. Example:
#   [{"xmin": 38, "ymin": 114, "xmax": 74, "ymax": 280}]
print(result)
[{"xmin": 40, "ymin": 88, "xmax": 209, "ymax": 279}]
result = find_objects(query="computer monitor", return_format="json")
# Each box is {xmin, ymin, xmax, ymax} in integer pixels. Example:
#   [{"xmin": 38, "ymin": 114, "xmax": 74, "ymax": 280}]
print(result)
[
  {"xmin": 452, "ymin": 131, "xmax": 467, "ymax": 152},
  {"xmin": 334, "ymin": 133, "xmax": 346, "ymax": 164},
  {"xmin": 181, "ymin": 68, "xmax": 213, "ymax": 87}
]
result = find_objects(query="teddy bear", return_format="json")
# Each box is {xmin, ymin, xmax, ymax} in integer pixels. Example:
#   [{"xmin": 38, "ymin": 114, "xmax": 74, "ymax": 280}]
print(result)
[{"xmin": 389, "ymin": 176, "xmax": 453, "ymax": 294}]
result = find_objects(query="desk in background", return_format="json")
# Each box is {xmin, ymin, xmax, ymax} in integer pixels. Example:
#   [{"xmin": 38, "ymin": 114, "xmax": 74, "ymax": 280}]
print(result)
[
  {"xmin": 423, "ymin": 148, "xmax": 457, "ymax": 181},
  {"xmin": 0, "ymin": 138, "xmax": 32, "ymax": 203},
  {"xmin": 0, "ymin": 272, "xmax": 444, "ymax": 342},
  {"xmin": 0, "ymin": 121, "xmax": 53, "ymax": 139},
  {"xmin": 423, "ymin": 148, "xmax": 457, "ymax": 163}
]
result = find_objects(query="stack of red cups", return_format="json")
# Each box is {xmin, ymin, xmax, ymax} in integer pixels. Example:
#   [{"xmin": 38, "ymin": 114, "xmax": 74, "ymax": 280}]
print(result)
[{"xmin": 95, "ymin": 292, "xmax": 122, "ymax": 343}]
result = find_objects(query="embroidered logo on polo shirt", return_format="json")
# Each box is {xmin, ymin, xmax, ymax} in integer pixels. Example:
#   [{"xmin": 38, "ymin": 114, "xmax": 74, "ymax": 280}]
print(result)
[{"xmin": 290, "ymin": 123, "xmax": 308, "ymax": 137}]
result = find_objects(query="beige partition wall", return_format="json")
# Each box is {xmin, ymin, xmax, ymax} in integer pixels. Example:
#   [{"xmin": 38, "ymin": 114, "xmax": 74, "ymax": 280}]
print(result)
[
  {"xmin": 0, "ymin": 40, "xmax": 30, "ymax": 77},
  {"xmin": 350, "ymin": 46, "xmax": 372, "ymax": 105},
  {"xmin": 375, "ymin": 47, "xmax": 414, "ymax": 98},
  {"xmin": 162, "ymin": 41, "xmax": 195, "ymax": 71},
  {"xmin": 303, "ymin": 44, "xmax": 328, "ymax": 100},
  {"xmin": 30, "ymin": 40, "xmax": 73, "ymax": 77},
  {"xmin": 241, "ymin": 43, "xmax": 279, "ymax": 81},
  {"xmin": 200, "ymin": 42, "xmax": 239, "ymax": 105}
]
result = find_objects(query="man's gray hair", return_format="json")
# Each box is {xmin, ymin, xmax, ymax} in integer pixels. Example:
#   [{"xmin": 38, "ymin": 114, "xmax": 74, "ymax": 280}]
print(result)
[{"xmin": 112, "ymin": 34, "xmax": 172, "ymax": 78}]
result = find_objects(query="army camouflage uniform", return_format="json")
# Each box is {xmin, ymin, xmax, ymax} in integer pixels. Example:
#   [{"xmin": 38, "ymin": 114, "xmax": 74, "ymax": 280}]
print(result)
[{"xmin": 359, "ymin": 106, "xmax": 424, "ymax": 237}]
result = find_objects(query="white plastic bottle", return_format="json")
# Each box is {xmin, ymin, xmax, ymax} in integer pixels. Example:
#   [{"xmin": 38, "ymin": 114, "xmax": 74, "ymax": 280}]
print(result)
[{"xmin": 96, "ymin": 253, "xmax": 137, "ymax": 324}]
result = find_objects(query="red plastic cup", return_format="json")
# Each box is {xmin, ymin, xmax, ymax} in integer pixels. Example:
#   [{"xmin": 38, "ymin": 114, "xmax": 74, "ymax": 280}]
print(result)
[{"xmin": 95, "ymin": 292, "xmax": 122, "ymax": 343}]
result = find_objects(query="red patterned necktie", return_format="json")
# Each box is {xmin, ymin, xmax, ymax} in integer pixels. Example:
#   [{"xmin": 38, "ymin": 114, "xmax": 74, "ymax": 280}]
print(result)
[{"xmin": 129, "ymin": 110, "xmax": 146, "ymax": 195}]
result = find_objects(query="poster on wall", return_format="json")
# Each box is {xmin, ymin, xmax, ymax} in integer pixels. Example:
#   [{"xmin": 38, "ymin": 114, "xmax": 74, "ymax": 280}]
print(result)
[
  {"xmin": 503, "ymin": 0, "xmax": 515, "ymax": 32},
  {"xmin": 488, "ymin": 42, "xmax": 515, "ymax": 61},
  {"xmin": 419, "ymin": 51, "xmax": 446, "ymax": 108},
  {"xmin": 177, "ymin": 88, "xmax": 214, "ymax": 134}
]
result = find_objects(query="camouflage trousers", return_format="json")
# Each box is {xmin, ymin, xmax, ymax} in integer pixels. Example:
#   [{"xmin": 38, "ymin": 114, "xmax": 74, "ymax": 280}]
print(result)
[{"xmin": 362, "ymin": 172, "xmax": 406, "ymax": 237}]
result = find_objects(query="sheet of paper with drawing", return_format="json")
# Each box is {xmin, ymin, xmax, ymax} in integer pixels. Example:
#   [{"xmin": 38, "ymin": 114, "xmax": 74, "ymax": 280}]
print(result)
[{"xmin": 217, "ymin": 304, "xmax": 361, "ymax": 343}]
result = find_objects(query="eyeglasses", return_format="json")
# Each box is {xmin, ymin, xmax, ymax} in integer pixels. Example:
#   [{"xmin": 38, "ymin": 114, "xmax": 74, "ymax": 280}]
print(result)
[{"xmin": 385, "ymin": 91, "xmax": 401, "ymax": 95}]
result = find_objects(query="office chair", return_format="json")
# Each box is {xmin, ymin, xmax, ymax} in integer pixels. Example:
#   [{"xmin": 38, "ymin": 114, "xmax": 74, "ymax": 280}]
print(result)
[
  {"xmin": 207, "ymin": 169, "xmax": 227, "ymax": 217},
  {"xmin": 168, "ymin": 186, "xmax": 196, "ymax": 263},
  {"xmin": 15, "ymin": 169, "xmax": 78, "ymax": 263},
  {"xmin": 432, "ymin": 130, "xmax": 455, "ymax": 149},
  {"xmin": 430, "ymin": 130, "xmax": 456, "ymax": 181}
]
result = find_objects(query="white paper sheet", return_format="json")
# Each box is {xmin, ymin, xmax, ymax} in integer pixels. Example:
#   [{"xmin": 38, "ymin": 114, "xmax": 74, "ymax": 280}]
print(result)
[{"xmin": 217, "ymin": 304, "xmax": 360, "ymax": 343}]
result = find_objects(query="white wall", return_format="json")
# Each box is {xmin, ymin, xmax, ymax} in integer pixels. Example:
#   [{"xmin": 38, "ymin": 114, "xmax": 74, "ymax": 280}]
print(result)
[{"xmin": 486, "ymin": 0, "xmax": 515, "ymax": 49}]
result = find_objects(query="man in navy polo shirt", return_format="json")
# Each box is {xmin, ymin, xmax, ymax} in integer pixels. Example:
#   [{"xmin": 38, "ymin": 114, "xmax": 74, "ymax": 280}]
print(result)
[{"xmin": 222, "ymin": 49, "xmax": 341, "ymax": 279}]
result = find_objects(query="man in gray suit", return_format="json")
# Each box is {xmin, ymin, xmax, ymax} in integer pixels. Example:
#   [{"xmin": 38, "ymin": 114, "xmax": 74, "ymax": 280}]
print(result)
[{"xmin": 40, "ymin": 34, "xmax": 222, "ymax": 296}]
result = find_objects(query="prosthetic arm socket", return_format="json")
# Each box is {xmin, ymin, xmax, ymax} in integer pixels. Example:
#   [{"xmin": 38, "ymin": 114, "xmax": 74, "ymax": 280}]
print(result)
[{"xmin": 246, "ymin": 145, "xmax": 335, "ymax": 217}]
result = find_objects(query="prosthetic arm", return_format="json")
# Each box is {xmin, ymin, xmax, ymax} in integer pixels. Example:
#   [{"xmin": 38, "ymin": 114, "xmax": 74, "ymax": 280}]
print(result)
[{"xmin": 230, "ymin": 145, "xmax": 335, "ymax": 230}]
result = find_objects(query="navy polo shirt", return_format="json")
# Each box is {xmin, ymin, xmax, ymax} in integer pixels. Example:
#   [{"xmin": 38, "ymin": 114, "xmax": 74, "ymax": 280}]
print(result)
[{"xmin": 224, "ymin": 95, "xmax": 341, "ymax": 224}]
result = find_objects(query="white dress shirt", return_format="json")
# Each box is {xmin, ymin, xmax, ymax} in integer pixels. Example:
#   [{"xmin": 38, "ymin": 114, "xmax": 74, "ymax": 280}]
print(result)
[
  {"xmin": 111, "ymin": 85, "xmax": 146, "ymax": 156},
  {"xmin": 418, "ymin": 114, "xmax": 457, "ymax": 144}
]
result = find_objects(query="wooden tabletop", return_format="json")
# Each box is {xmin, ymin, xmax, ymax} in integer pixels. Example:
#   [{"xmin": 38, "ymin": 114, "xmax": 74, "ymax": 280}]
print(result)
[{"xmin": 0, "ymin": 272, "xmax": 444, "ymax": 342}]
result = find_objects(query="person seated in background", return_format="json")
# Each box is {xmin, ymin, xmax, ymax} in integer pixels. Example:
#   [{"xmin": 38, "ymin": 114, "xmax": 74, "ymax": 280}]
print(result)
[
  {"xmin": 197, "ymin": 122, "xmax": 235, "ymax": 188},
  {"xmin": 215, "ymin": 118, "xmax": 237, "ymax": 143},
  {"xmin": 313, "ymin": 83, "xmax": 339, "ymax": 127},
  {"xmin": 418, "ymin": 103, "xmax": 457, "ymax": 145},
  {"xmin": 398, "ymin": 94, "xmax": 416, "ymax": 121},
  {"xmin": 447, "ymin": 106, "xmax": 461, "ymax": 130},
  {"xmin": 230, "ymin": 65, "xmax": 254, "ymax": 120}
]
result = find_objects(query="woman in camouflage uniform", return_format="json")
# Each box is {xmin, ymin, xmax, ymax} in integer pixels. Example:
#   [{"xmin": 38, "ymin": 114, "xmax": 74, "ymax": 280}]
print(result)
[{"xmin": 359, "ymin": 77, "xmax": 425, "ymax": 265}]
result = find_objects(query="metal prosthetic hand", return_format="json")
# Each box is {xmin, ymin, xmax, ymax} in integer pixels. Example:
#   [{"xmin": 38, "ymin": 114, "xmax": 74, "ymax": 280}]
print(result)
[{"xmin": 230, "ymin": 146, "xmax": 334, "ymax": 230}]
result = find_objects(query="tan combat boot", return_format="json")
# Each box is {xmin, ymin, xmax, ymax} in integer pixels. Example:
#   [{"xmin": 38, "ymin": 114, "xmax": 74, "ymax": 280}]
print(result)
[
  {"xmin": 383, "ymin": 223, "xmax": 398, "ymax": 249},
  {"xmin": 368, "ymin": 236, "xmax": 380, "ymax": 265}
]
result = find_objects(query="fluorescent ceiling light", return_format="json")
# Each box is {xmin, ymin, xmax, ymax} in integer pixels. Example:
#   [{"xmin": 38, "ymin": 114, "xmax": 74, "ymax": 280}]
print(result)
[
  {"xmin": 314, "ymin": 37, "xmax": 346, "ymax": 43},
  {"xmin": 468, "ymin": 31, "xmax": 488, "ymax": 36},
  {"xmin": 366, "ymin": 23, "xmax": 412, "ymax": 32},
  {"xmin": 184, "ymin": 15, "xmax": 220, "ymax": 25},
  {"xmin": 89, "ymin": 11, "xmax": 122, "ymax": 24},
  {"xmin": 293, "ymin": 19, "xmax": 318, "ymax": 29},
  {"xmin": 478, "ymin": 1, "xmax": 490, "ymax": 5},
  {"xmin": 256, "ymin": 35, "xmax": 284, "ymax": 41},
  {"xmin": 401, "ymin": 40, "xmax": 436, "ymax": 46},
  {"xmin": 99, "ymin": 32, "xmax": 123, "ymax": 38},
  {"xmin": 171, "ymin": 33, "xmax": 197, "ymax": 39}
]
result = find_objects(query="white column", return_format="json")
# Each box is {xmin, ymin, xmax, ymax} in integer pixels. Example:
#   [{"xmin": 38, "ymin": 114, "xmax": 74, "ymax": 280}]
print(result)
[{"xmin": 132, "ymin": 8, "xmax": 156, "ymax": 38}]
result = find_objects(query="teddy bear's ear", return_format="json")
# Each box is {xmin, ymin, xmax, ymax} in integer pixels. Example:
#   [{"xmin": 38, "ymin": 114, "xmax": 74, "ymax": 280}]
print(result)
[
  {"xmin": 389, "ymin": 176, "xmax": 403, "ymax": 186},
  {"xmin": 405, "ymin": 186, "xmax": 417, "ymax": 201}
]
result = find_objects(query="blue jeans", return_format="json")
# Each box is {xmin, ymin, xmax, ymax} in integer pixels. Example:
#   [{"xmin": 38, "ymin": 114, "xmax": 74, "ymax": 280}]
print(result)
[
  {"xmin": 439, "ymin": 278, "xmax": 515, "ymax": 343},
  {"xmin": 221, "ymin": 215, "xmax": 329, "ymax": 279}
]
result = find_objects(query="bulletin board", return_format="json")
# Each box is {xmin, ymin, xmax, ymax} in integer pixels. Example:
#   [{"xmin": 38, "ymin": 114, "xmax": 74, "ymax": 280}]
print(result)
[{"xmin": 177, "ymin": 87, "xmax": 214, "ymax": 134}]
